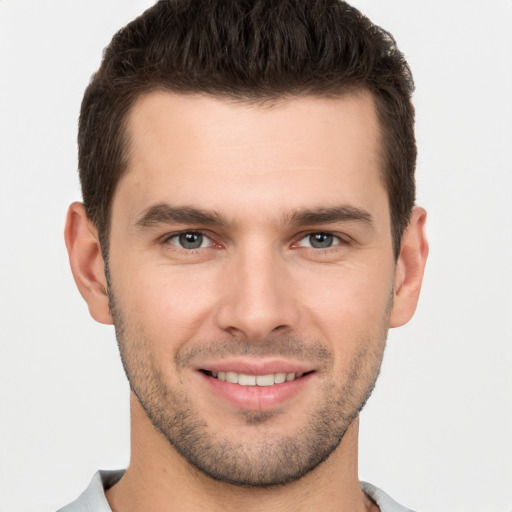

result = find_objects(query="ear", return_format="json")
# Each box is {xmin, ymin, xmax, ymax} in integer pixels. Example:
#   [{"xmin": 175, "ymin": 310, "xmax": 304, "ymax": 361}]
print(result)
[
  {"xmin": 64, "ymin": 202, "xmax": 113, "ymax": 325},
  {"xmin": 389, "ymin": 207, "xmax": 429, "ymax": 328}
]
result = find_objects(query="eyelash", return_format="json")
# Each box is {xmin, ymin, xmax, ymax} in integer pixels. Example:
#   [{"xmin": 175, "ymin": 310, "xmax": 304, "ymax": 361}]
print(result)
[
  {"xmin": 294, "ymin": 232, "xmax": 348, "ymax": 250},
  {"xmin": 163, "ymin": 231, "xmax": 217, "ymax": 251},
  {"xmin": 161, "ymin": 230, "xmax": 351, "ymax": 252}
]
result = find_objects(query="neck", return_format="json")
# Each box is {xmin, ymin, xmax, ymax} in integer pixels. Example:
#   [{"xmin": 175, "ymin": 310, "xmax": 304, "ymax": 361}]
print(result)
[{"xmin": 106, "ymin": 394, "xmax": 377, "ymax": 512}]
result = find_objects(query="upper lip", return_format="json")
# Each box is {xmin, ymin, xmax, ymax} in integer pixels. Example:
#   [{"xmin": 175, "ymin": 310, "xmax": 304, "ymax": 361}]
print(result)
[{"xmin": 195, "ymin": 359, "xmax": 314, "ymax": 376}]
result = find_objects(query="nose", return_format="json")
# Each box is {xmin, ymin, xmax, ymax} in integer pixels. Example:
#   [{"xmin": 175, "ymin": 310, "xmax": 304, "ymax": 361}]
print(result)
[{"xmin": 214, "ymin": 246, "xmax": 300, "ymax": 341}]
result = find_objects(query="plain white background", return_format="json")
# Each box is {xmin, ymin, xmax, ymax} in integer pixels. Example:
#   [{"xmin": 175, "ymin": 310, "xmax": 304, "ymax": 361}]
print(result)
[{"xmin": 1, "ymin": 1, "xmax": 511, "ymax": 511}]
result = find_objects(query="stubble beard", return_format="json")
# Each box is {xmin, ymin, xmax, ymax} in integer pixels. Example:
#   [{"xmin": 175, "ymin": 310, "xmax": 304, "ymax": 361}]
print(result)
[{"xmin": 108, "ymin": 288, "xmax": 389, "ymax": 488}]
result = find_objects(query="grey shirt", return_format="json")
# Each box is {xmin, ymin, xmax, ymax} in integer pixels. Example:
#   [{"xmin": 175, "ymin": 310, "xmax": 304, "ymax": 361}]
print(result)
[{"xmin": 57, "ymin": 470, "xmax": 416, "ymax": 512}]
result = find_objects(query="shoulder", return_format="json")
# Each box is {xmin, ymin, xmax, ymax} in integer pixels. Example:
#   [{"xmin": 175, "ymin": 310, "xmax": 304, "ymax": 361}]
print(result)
[
  {"xmin": 361, "ymin": 481, "xmax": 417, "ymax": 512},
  {"xmin": 56, "ymin": 470, "xmax": 125, "ymax": 512}
]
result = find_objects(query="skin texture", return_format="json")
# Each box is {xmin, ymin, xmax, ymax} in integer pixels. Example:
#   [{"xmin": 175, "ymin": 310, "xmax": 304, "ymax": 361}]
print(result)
[{"xmin": 65, "ymin": 91, "xmax": 428, "ymax": 512}]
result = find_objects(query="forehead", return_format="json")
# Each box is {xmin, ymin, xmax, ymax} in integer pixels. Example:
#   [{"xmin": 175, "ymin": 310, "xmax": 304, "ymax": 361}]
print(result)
[{"xmin": 116, "ymin": 90, "xmax": 387, "ymax": 226}]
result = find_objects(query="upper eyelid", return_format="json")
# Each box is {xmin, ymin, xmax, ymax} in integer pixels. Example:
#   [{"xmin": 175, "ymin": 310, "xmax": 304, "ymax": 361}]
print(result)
[
  {"xmin": 163, "ymin": 232, "xmax": 219, "ymax": 253},
  {"xmin": 294, "ymin": 230, "xmax": 352, "ymax": 243},
  {"xmin": 162, "ymin": 228, "xmax": 212, "ymax": 240},
  {"xmin": 160, "ymin": 230, "xmax": 214, "ymax": 246},
  {"xmin": 159, "ymin": 229, "xmax": 351, "ymax": 247},
  {"xmin": 296, "ymin": 233, "xmax": 344, "ymax": 246}
]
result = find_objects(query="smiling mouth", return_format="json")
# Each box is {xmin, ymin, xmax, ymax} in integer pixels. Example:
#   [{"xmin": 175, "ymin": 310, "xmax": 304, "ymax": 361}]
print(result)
[{"xmin": 202, "ymin": 370, "xmax": 311, "ymax": 387}]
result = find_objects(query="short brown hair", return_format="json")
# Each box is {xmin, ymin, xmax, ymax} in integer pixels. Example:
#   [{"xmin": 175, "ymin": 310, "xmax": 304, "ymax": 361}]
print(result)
[{"xmin": 78, "ymin": 0, "xmax": 416, "ymax": 258}]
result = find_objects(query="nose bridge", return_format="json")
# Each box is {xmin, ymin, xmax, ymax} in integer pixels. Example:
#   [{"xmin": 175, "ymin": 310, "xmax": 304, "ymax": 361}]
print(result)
[{"xmin": 215, "ymin": 238, "xmax": 298, "ymax": 340}]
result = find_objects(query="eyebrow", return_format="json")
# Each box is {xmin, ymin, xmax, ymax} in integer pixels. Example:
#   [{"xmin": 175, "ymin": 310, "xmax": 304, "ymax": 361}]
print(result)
[
  {"xmin": 135, "ymin": 203, "xmax": 373, "ymax": 230},
  {"xmin": 135, "ymin": 203, "xmax": 230, "ymax": 229},
  {"xmin": 287, "ymin": 206, "xmax": 373, "ymax": 228}
]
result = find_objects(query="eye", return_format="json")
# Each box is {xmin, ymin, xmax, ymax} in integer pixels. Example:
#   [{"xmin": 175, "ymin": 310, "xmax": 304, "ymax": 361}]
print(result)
[
  {"xmin": 297, "ymin": 232, "xmax": 342, "ymax": 249},
  {"xmin": 167, "ymin": 232, "xmax": 213, "ymax": 250}
]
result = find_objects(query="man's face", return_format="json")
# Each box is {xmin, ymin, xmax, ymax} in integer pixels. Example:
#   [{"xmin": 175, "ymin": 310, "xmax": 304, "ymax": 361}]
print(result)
[{"xmin": 107, "ymin": 91, "xmax": 397, "ymax": 486}]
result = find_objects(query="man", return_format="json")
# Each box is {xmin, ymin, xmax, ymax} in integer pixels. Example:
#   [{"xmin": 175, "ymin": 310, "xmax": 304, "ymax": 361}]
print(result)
[{"xmin": 61, "ymin": 0, "xmax": 428, "ymax": 511}]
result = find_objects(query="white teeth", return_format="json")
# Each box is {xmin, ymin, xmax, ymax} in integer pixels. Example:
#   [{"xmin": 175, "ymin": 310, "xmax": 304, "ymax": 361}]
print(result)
[
  {"xmin": 274, "ymin": 372, "xmax": 286, "ymax": 384},
  {"xmin": 238, "ymin": 374, "xmax": 256, "ymax": 386},
  {"xmin": 226, "ymin": 371, "xmax": 238, "ymax": 384},
  {"xmin": 256, "ymin": 374, "xmax": 274, "ymax": 386},
  {"xmin": 213, "ymin": 371, "xmax": 303, "ymax": 386}
]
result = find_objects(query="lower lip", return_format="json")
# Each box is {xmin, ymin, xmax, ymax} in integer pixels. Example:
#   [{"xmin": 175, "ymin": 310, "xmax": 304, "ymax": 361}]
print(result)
[{"xmin": 200, "ymin": 372, "xmax": 313, "ymax": 411}]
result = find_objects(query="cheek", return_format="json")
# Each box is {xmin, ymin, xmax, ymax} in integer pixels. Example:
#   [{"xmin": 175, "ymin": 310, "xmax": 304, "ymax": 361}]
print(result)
[
  {"xmin": 302, "ymin": 262, "xmax": 393, "ymax": 317},
  {"xmin": 299, "ymin": 264, "xmax": 393, "ymax": 353},
  {"xmin": 112, "ymin": 262, "xmax": 219, "ymax": 342}
]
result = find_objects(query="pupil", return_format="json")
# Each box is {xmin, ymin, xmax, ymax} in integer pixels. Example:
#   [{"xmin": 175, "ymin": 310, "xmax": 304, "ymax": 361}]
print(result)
[
  {"xmin": 179, "ymin": 232, "xmax": 202, "ymax": 249},
  {"xmin": 310, "ymin": 233, "xmax": 333, "ymax": 248}
]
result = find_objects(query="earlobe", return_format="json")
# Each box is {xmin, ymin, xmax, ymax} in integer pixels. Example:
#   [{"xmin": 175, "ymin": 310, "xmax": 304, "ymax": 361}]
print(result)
[
  {"xmin": 64, "ymin": 202, "xmax": 113, "ymax": 325},
  {"xmin": 389, "ymin": 207, "xmax": 429, "ymax": 328}
]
